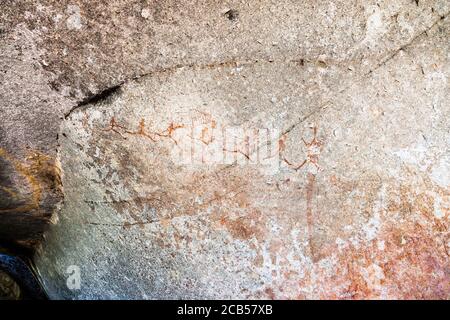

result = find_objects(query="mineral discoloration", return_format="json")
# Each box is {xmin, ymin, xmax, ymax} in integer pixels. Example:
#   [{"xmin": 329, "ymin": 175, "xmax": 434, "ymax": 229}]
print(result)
[
  {"xmin": 0, "ymin": 1, "xmax": 448, "ymax": 299},
  {"xmin": 0, "ymin": 148, "xmax": 61, "ymax": 249}
]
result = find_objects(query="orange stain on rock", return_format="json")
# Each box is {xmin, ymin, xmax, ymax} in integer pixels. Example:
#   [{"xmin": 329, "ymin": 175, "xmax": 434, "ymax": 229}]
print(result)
[{"xmin": 0, "ymin": 148, "xmax": 49, "ymax": 213}]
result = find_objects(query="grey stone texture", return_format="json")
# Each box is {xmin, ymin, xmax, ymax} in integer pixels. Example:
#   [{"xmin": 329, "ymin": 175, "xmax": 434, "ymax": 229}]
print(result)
[{"xmin": 0, "ymin": 1, "xmax": 448, "ymax": 299}]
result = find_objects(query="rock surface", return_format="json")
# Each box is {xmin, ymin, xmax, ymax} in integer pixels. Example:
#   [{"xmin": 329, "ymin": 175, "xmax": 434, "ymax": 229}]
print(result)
[
  {"xmin": 0, "ymin": 1, "xmax": 448, "ymax": 299},
  {"xmin": 0, "ymin": 270, "xmax": 21, "ymax": 300}
]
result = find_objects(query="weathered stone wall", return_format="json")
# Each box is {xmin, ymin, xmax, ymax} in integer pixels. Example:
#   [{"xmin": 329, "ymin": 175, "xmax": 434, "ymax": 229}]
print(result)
[{"xmin": 0, "ymin": 1, "xmax": 448, "ymax": 299}]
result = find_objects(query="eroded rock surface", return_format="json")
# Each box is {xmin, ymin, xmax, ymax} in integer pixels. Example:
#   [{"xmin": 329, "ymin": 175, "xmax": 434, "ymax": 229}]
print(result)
[
  {"xmin": 0, "ymin": 1, "xmax": 448, "ymax": 299},
  {"xmin": 39, "ymin": 16, "xmax": 449, "ymax": 300}
]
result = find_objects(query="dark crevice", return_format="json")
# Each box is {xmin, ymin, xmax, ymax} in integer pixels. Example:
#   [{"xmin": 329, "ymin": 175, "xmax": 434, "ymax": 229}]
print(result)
[{"xmin": 64, "ymin": 83, "xmax": 124, "ymax": 119}]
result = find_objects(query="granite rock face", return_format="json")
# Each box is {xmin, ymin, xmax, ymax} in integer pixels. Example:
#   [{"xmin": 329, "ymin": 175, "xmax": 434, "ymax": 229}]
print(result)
[{"xmin": 0, "ymin": 1, "xmax": 449, "ymax": 299}]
